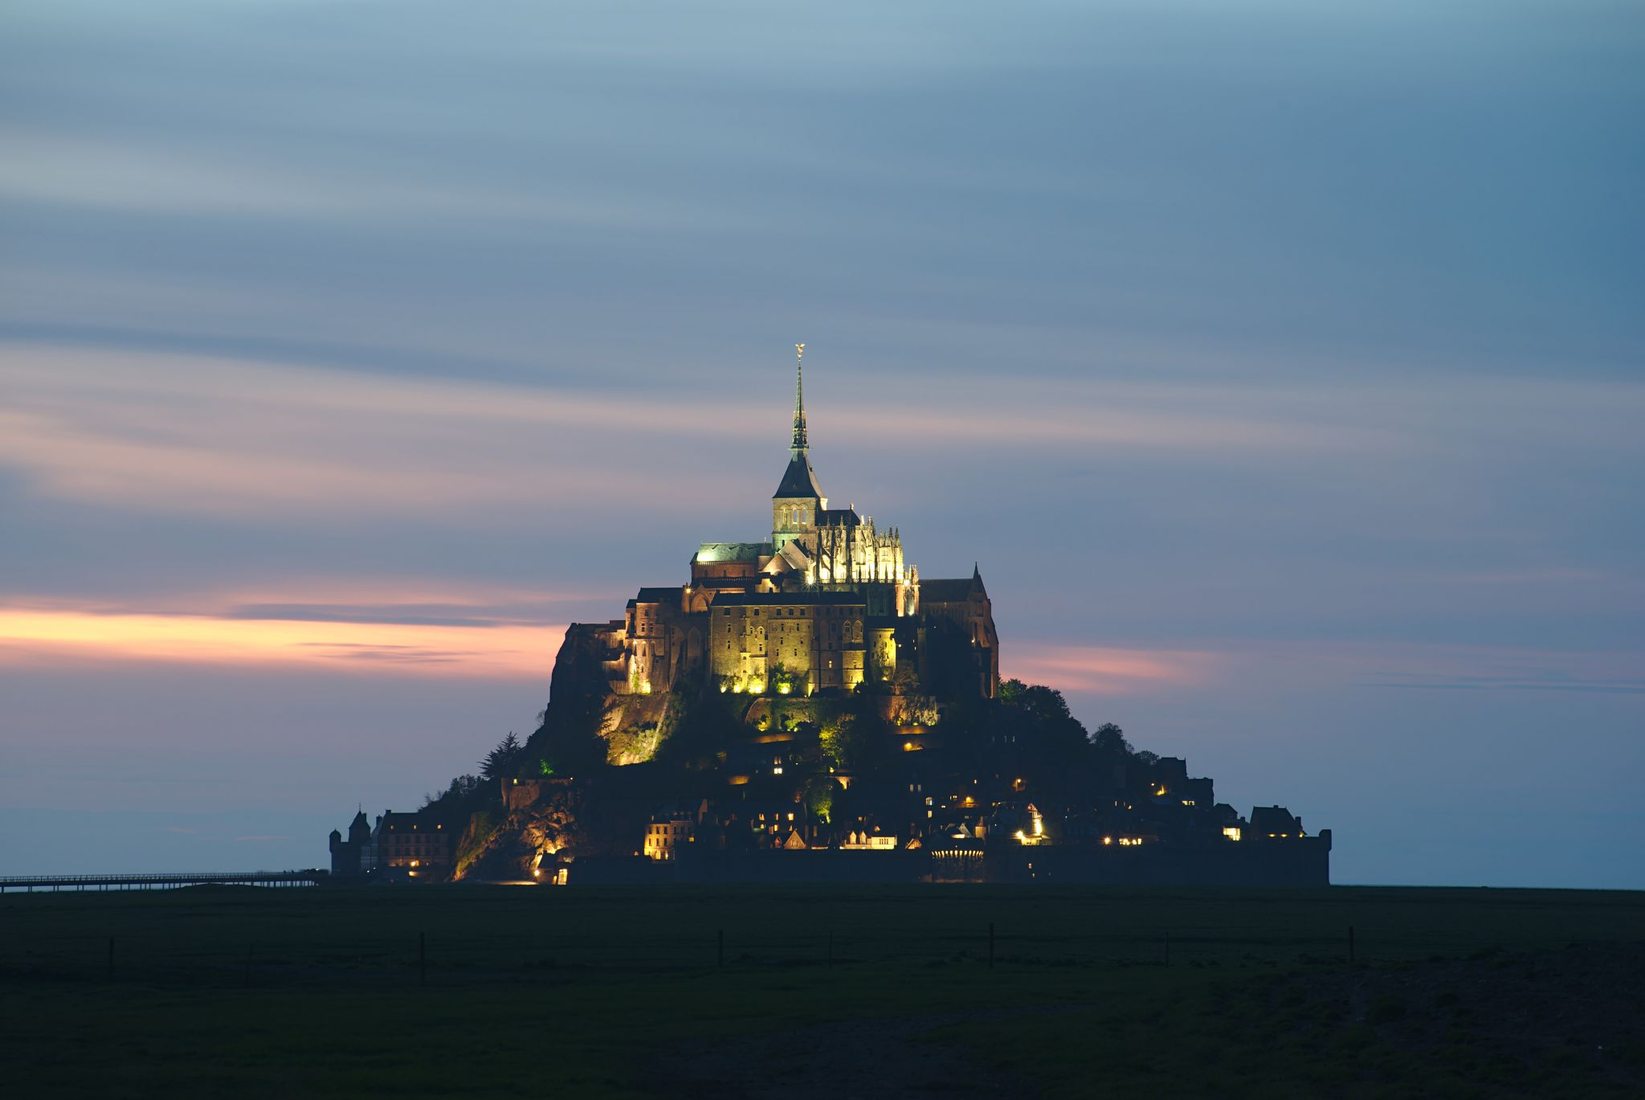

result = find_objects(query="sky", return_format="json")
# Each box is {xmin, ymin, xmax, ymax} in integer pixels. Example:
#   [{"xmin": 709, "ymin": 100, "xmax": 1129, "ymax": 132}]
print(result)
[{"xmin": 1, "ymin": 0, "xmax": 1641, "ymax": 887}]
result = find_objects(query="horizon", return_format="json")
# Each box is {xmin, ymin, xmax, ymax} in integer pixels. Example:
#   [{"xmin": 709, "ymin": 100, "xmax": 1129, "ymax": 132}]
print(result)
[{"xmin": 2, "ymin": 1, "xmax": 1641, "ymax": 889}]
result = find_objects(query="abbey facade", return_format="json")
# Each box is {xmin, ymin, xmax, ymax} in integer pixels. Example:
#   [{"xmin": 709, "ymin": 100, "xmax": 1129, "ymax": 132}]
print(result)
[{"xmin": 568, "ymin": 348, "xmax": 999, "ymax": 705}]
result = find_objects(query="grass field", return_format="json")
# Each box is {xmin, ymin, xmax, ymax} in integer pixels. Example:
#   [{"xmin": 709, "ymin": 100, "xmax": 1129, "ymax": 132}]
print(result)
[{"xmin": 2, "ymin": 884, "xmax": 1641, "ymax": 1097}]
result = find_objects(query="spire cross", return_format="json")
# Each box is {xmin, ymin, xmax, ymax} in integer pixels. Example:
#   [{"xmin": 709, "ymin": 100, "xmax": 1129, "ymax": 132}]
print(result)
[{"xmin": 791, "ymin": 342, "xmax": 808, "ymax": 454}]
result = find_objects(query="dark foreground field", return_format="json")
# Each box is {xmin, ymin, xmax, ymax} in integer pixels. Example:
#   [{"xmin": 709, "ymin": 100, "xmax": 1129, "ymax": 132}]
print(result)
[{"xmin": 1, "ymin": 884, "xmax": 1641, "ymax": 1097}]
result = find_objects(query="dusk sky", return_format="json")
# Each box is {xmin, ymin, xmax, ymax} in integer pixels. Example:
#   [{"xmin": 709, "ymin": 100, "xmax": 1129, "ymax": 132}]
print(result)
[{"xmin": 2, "ymin": 1, "xmax": 1641, "ymax": 887}]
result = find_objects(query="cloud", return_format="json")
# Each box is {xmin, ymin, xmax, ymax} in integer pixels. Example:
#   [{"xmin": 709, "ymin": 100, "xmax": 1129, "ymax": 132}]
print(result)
[
  {"xmin": 0, "ymin": 126, "xmax": 760, "ymax": 233},
  {"xmin": 1241, "ymin": 640, "xmax": 1645, "ymax": 698},
  {"xmin": 1006, "ymin": 636, "xmax": 1645, "ymax": 704},
  {"xmin": 1359, "ymin": 651, "xmax": 1645, "ymax": 696},
  {"xmin": 0, "ymin": 344, "xmax": 765, "ymax": 517},
  {"xmin": 16, "ymin": 577, "xmax": 604, "ymax": 628},
  {"xmin": 1378, "ymin": 680, "xmax": 1645, "ymax": 696},
  {"xmin": 1005, "ymin": 643, "xmax": 1222, "ymax": 696},
  {"xmin": 3, "ymin": 339, "xmax": 1563, "ymax": 522},
  {"xmin": 1446, "ymin": 568, "xmax": 1617, "ymax": 587},
  {"xmin": 0, "ymin": 598, "xmax": 566, "ymax": 680}
]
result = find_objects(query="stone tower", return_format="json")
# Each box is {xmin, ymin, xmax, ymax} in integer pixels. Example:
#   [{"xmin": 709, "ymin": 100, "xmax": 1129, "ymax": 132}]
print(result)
[{"xmin": 772, "ymin": 343, "xmax": 825, "ymax": 552}]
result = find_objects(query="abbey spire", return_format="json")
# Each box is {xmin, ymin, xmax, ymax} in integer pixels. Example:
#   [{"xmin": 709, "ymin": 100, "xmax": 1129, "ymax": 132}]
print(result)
[
  {"xmin": 791, "ymin": 342, "xmax": 809, "ymax": 456},
  {"xmin": 772, "ymin": 342, "xmax": 825, "ymax": 548}
]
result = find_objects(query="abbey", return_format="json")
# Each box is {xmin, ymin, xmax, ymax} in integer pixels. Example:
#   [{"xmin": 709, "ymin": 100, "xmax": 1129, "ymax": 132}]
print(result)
[
  {"xmin": 329, "ymin": 347, "xmax": 1330, "ymax": 887},
  {"xmin": 570, "ymin": 346, "xmax": 999, "ymax": 708}
]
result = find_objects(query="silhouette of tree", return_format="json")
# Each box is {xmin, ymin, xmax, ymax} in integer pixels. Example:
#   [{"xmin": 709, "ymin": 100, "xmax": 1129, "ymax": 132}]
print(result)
[
  {"xmin": 1090, "ymin": 722, "xmax": 1131, "ymax": 756},
  {"xmin": 480, "ymin": 732, "xmax": 525, "ymax": 779}
]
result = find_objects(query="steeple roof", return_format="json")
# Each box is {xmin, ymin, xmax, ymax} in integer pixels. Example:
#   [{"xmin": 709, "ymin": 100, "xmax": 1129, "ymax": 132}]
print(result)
[{"xmin": 773, "ymin": 452, "xmax": 824, "ymax": 500}]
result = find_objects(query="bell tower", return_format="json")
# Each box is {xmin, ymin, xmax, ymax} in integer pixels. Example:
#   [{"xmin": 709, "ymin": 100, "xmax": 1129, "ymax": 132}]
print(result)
[{"xmin": 772, "ymin": 342, "xmax": 825, "ymax": 550}]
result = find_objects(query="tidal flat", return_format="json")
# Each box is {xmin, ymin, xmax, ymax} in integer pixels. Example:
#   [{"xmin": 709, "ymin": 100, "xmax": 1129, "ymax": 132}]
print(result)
[{"xmin": 2, "ymin": 884, "xmax": 1640, "ymax": 1097}]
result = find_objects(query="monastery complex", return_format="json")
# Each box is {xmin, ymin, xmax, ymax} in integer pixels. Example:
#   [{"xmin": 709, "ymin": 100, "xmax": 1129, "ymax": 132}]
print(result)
[
  {"xmin": 331, "ymin": 346, "xmax": 1331, "ymax": 889},
  {"xmin": 575, "ymin": 345, "xmax": 998, "ymax": 706}
]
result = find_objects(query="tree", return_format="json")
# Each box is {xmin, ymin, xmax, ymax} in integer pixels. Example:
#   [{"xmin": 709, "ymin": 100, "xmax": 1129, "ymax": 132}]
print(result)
[
  {"xmin": 654, "ymin": 687, "xmax": 740, "ymax": 770},
  {"xmin": 480, "ymin": 731, "xmax": 525, "ymax": 780},
  {"xmin": 838, "ymin": 691, "xmax": 897, "ymax": 775},
  {"xmin": 804, "ymin": 776, "xmax": 838, "ymax": 825},
  {"xmin": 1090, "ymin": 722, "xmax": 1131, "ymax": 756},
  {"xmin": 1014, "ymin": 683, "xmax": 1074, "ymax": 725},
  {"xmin": 420, "ymin": 773, "xmax": 491, "ymax": 834},
  {"xmin": 987, "ymin": 681, "xmax": 1099, "ymax": 800}
]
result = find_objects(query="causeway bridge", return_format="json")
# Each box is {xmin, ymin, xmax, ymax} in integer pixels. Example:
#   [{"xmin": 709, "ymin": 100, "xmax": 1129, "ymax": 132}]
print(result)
[{"xmin": 0, "ymin": 870, "xmax": 328, "ymax": 893}]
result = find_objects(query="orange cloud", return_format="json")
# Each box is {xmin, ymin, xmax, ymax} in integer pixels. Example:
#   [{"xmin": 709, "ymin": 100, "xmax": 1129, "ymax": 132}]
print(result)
[
  {"xmin": 1004, "ymin": 643, "xmax": 1221, "ymax": 696},
  {"xmin": 0, "ymin": 605, "xmax": 565, "ymax": 680}
]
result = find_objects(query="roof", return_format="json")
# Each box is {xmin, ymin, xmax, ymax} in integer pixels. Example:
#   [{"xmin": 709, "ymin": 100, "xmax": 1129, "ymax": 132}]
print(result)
[
  {"xmin": 817, "ymin": 507, "xmax": 860, "ymax": 527},
  {"xmin": 779, "ymin": 540, "xmax": 813, "ymax": 566},
  {"xmin": 1250, "ymin": 806, "xmax": 1302, "ymax": 834},
  {"xmin": 377, "ymin": 811, "xmax": 440, "ymax": 832},
  {"xmin": 772, "ymin": 453, "xmax": 824, "ymax": 500},
  {"xmin": 694, "ymin": 542, "xmax": 772, "ymax": 563},
  {"xmin": 920, "ymin": 577, "xmax": 983, "ymax": 603},
  {"xmin": 759, "ymin": 539, "xmax": 813, "ymax": 575},
  {"xmin": 632, "ymin": 586, "xmax": 682, "ymax": 605}
]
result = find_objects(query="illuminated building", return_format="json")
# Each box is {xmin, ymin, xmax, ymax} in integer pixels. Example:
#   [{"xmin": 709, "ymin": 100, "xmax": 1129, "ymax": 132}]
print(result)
[
  {"xmin": 329, "ymin": 808, "xmax": 451, "ymax": 879},
  {"xmin": 642, "ymin": 806, "xmax": 699, "ymax": 862},
  {"xmin": 556, "ymin": 345, "xmax": 999, "ymax": 759},
  {"xmin": 373, "ymin": 811, "xmax": 451, "ymax": 878}
]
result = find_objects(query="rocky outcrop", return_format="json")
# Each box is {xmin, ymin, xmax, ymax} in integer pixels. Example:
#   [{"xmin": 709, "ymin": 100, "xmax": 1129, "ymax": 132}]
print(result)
[{"xmin": 457, "ymin": 776, "xmax": 673, "ymax": 881}]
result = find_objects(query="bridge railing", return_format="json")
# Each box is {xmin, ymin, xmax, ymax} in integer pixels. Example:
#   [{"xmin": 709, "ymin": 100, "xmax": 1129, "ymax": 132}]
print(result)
[{"xmin": 0, "ymin": 870, "xmax": 328, "ymax": 892}]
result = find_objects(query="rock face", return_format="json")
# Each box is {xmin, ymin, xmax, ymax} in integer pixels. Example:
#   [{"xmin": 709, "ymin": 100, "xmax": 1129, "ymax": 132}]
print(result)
[
  {"xmin": 599, "ymin": 694, "xmax": 671, "ymax": 765},
  {"xmin": 529, "ymin": 623, "xmax": 949, "ymax": 774},
  {"xmin": 458, "ymin": 772, "xmax": 709, "ymax": 880},
  {"xmin": 459, "ymin": 781, "xmax": 587, "ymax": 881},
  {"xmin": 530, "ymin": 627, "xmax": 622, "ymax": 773}
]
